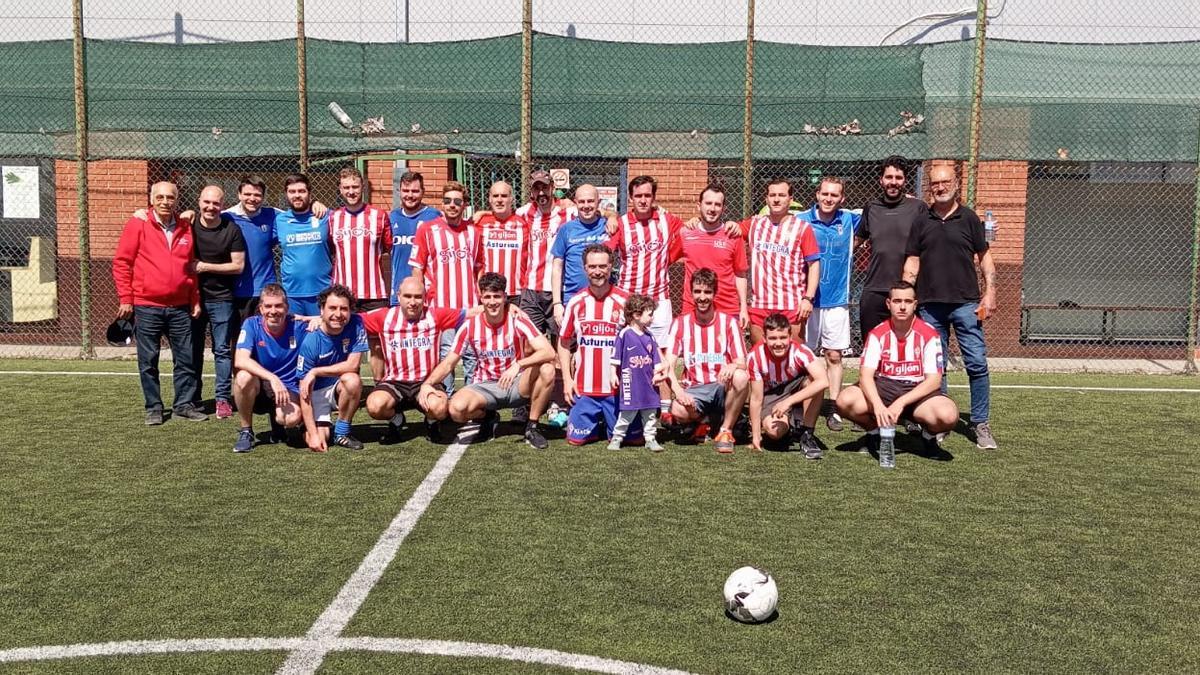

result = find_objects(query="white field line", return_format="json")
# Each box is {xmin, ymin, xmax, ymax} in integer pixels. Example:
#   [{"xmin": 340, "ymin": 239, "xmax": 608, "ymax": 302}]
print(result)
[
  {"xmin": 0, "ymin": 370, "xmax": 1197, "ymax": 394},
  {"xmin": 275, "ymin": 436, "xmax": 472, "ymax": 675},
  {"xmin": 0, "ymin": 637, "xmax": 693, "ymax": 674}
]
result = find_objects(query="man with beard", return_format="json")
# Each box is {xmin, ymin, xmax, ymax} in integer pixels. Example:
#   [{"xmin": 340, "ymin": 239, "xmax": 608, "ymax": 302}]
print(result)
[
  {"xmin": 296, "ymin": 284, "xmax": 369, "ymax": 452},
  {"xmin": 902, "ymin": 164, "xmax": 998, "ymax": 449},
  {"xmin": 387, "ymin": 171, "xmax": 440, "ymax": 305},
  {"xmin": 518, "ymin": 169, "xmax": 578, "ymax": 337},
  {"xmin": 854, "ymin": 155, "xmax": 928, "ymax": 334},
  {"xmin": 274, "ymin": 174, "xmax": 332, "ymax": 317},
  {"xmin": 679, "ymin": 183, "xmax": 750, "ymax": 331}
]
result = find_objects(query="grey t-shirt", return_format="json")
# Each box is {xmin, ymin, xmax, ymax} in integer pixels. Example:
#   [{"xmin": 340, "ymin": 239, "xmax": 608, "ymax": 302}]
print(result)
[{"xmin": 855, "ymin": 196, "xmax": 927, "ymax": 292}]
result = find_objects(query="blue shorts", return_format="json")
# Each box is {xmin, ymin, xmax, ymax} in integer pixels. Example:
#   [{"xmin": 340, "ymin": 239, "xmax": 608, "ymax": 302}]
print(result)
[
  {"xmin": 289, "ymin": 296, "xmax": 320, "ymax": 317},
  {"xmin": 566, "ymin": 394, "xmax": 643, "ymax": 445}
]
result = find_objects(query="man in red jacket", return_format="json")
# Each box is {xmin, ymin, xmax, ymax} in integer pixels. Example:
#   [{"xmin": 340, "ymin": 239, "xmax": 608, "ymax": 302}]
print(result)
[{"xmin": 112, "ymin": 181, "xmax": 207, "ymax": 425}]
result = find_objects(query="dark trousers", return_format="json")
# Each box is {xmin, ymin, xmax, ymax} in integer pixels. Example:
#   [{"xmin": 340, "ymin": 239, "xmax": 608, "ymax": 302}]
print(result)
[
  {"xmin": 858, "ymin": 289, "xmax": 891, "ymax": 336},
  {"xmin": 134, "ymin": 305, "xmax": 199, "ymax": 412},
  {"xmin": 192, "ymin": 300, "xmax": 237, "ymax": 403}
]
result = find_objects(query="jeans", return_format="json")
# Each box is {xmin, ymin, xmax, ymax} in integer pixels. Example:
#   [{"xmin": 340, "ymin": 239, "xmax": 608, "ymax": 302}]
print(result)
[
  {"xmin": 134, "ymin": 305, "xmax": 200, "ymax": 413},
  {"xmin": 193, "ymin": 300, "xmax": 236, "ymax": 403},
  {"xmin": 918, "ymin": 302, "xmax": 990, "ymax": 424},
  {"xmin": 438, "ymin": 327, "xmax": 476, "ymax": 395}
]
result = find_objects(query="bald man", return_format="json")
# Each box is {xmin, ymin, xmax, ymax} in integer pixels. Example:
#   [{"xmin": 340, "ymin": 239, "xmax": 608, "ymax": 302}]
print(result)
[
  {"xmin": 191, "ymin": 185, "xmax": 247, "ymax": 419},
  {"xmin": 902, "ymin": 164, "xmax": 998, "ymax": 450},
  {"xmin": 113, "ymin": 181, "xmax": 206, "ymax": 425},
  {"xmin": 550, "ymin": 184, "xmax": 614, "ymax": 326}
]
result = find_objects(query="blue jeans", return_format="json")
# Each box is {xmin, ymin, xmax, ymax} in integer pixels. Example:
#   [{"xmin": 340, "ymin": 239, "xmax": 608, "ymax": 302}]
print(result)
[
  {"xmin": 918, "ymin": 302, "xmax": 990, "ymax": 424},
  {"xmin": 134, "ymin": 305, "xmax": 200, "ymax": 413},
  {"xmin": 438, "ymin": 327, "xmax": 476, "ymax": 395},
  {"xmin": 193, "ymin": 300, "xmax": 236, "ymax": 403}
]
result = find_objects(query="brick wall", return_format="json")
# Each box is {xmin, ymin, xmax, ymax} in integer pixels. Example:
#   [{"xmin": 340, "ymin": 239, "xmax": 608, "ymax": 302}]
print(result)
[{"xmin": 626, "ymin": 158, "xmax": 708, "ymax": 217}]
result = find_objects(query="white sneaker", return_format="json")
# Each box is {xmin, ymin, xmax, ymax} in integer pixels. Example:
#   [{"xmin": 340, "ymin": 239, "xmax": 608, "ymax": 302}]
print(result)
[{"xmin": 606, "ymin": 440, "xmax": 621, "ymax": 450}]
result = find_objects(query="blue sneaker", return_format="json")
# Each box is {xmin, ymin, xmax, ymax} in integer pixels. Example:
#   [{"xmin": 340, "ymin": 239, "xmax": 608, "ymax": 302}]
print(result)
[{"xmin": 233, "ymin": 428, "xmax": 254, "ymax": 453}]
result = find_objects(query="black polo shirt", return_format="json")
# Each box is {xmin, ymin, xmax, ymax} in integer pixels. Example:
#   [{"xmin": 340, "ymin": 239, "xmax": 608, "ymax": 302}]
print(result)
[
  {"xmin": 855, "ymin": 195, "xmax": 927, "ymax": 293},
  {"xmin": 905, "ymin": 203, "xmax": 988, "ymax": 304},
  {"xmin": 193, "ymin": 215, "xmax": 247, "ymax": 303}
]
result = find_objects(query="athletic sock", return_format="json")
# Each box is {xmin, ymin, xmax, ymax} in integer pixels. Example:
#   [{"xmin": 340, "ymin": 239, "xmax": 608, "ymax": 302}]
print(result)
[{"xmin": 334, "ymin": 419, "xmax": 351, "ymax": 437}]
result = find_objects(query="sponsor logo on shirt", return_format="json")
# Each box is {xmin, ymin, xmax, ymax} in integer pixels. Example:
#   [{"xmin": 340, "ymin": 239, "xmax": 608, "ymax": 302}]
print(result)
[
  {"xmin": 685, "ymin": 352, "xmax": 726, "ymax": 366},
  {"xmin": 754, "ymin": 241, "xmax": 792, "ymax": 255},
  {"xmin": 335, "ymin": 227, "xmax": 374, "ymax": 239},
  {"xmin": 390, "ymin": 336, "xmax": 435, "ymax": 350},
  {"xmin": 628, "ymin": 354, "xmax": 654, "ymax": 367},
  {"xmin": 881, "ymin": 360, "xmax": 922, "ymax": 377},
  {"xmin": 530, "ymin": 229, "xmax": 554, "ymax": 242},
  {"xmin": 437, "ymin": 248, "xmax": 473, "ymax": 262},
  {"xmin": 392, "ymin": 234, "xmax": 415, "ymax": 246},
  {"xmin": 581, "ymin": 321, "xmax": 617, "ymax": 337},
  {"xmin": 628, "ymin": 240, "xmax": 665, "ymax": 254},
  {"xmin": 477, "ymin": 347, "xmax": 516, "ymax": 359},
  {"xmin": 285, "ymin": 231, "xmax": 324, "ymax": 245}
]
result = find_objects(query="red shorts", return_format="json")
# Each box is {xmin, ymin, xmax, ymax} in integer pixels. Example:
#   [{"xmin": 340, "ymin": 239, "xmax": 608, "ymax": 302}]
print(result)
[{"xmin": 749, "ymin": 307, "xmax": 801, "ymax": 329}]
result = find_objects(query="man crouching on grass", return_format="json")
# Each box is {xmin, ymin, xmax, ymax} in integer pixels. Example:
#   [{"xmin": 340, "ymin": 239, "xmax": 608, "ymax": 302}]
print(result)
[
  {"xmin": 747, "ymin": 312, "xmax": 829, "ymax": 458},
  {"xmin": 421, "ymin": 272, "xmax": 557, "ymax": 449},
  {"xmin": 835, "ymin": 281, "xmax": 959, "ymax": 455},
  {"xmin": 296, "ymin": 284, "xmax": 369, "ymax": 452}
]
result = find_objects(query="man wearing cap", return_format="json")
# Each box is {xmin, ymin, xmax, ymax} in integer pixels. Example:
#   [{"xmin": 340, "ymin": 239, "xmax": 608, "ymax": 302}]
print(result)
[
  {"xmin": 112, "ymin": 180, "xmax": 206, "ymax": 425},
  {"xmin": 518, "ymin": 169, "xmax": 578, "ymax": 339}
]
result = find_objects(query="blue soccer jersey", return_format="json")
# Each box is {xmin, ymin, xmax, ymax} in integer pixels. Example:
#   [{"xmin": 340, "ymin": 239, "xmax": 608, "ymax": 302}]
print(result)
[
  {"xmin": 235, "ymin": 315, "xmax": 312, "ymax": 393},
  {"xmin": 550, "ymin": 216, "xmax": 612, "ymax": 297},
  {"xmin": 274, "ymin": 209, "xmax": 332, "ymax": 299},
  {"xmin": 388, "ymin": 205, "xmax": 441, "ymax": 305},
  {"xmin": 295, "ymin": 314, "xmax": 370, "ymax": 390},
  {"xmin": 803, "ymin": 205, "xmax": 859, "ymax": 308},
  {"xmin": 225, "ymin": 204, "xmax": 279, "ymax": 299}
]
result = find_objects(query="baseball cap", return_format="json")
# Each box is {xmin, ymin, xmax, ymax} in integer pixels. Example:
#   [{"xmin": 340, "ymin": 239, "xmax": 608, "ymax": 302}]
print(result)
[
  {"xmin": 106, "ymin": 318, "xmax": 135, "ymax": 346},
  {"xmin": 529, "ymin": 170, "xmax": 552, "ymax": 186}
]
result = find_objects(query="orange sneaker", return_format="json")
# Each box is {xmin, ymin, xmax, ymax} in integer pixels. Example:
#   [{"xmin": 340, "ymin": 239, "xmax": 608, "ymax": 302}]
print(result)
[{"xmin": 714, "ymin": 429, "xmax": 735, "ymax": 454}]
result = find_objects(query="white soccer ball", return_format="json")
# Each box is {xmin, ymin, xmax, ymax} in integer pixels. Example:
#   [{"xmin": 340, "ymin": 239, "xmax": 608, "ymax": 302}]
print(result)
[{"xmin": 723, "ymin": 566, "xmax": 778, "ymax": 623}]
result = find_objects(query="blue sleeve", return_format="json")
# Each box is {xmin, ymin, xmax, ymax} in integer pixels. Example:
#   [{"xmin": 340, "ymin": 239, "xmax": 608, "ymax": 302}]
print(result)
[
  {"xmin": 295, "ymin": 333, "xmax": 320, "ymax": 377},
  {"xmin": 550, "ymin": 226, "xmax": 568, "ymax": 259},
  {"xmin": 350, "ymin": 318, "xmax": 370, "ymax": 353},
  {"xmin": 236, "ymin": 320, "xmax": 257, "ymax": 351}
]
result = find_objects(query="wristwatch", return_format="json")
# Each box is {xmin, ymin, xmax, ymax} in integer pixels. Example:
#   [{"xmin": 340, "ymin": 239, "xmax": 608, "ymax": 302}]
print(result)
[{"xmin": 802, "ymin": 295, "xmax": 814, "ymax": 302}]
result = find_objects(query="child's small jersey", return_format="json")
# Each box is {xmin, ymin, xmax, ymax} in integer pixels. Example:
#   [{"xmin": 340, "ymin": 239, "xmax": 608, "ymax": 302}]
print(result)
[
  {"xmin": 295, "ymin": 314, "xmax": 369, "ymax": 390},
  {"xmin": 611, "ymin": 326, "xmax": 661, "ymax": 410}
]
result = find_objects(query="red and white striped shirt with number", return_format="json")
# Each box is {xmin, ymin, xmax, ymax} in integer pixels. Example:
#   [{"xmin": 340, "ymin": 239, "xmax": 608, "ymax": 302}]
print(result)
[
  {"xmin": 746, "ymin": 340, "xmax": 817, "ymax": 392},
  {"xmin": 330, "ymin": 204, "xmax": 392, "ymax": 301},
  {"xmin": 861, "ymin": 318, "xmax": 943, "ymax": 383},
  {"xmin": 605, "ymin": 208, "xmax": 684, "ymax": 301},
  {"xmin": 477, "ymin": 212, "xmax": 528, "ymax": 296},
  {"xmin": 744, "ymin": 214, "xmax": 821, "ymax": 311},
  {"xmin": 360, "ymin": 306, "xmax": 461, "ymax": 382},
  {"xmin": 409, "ymin": 218, "xmax": 482, "ymax": 310},
  {"xmin": 667, "ymin": 310, "xmax": 746, "ymax": 387},
  {"xmin": 559, "ymin": 285, "xmax": 630, "ymax": 396},
  {"xmin": 451, "ymin": 309, "xmax": 543, "ymax": 383},
  {"xmin": 518, "ymin": 201, "xmax": 578, "ymax": 292}
]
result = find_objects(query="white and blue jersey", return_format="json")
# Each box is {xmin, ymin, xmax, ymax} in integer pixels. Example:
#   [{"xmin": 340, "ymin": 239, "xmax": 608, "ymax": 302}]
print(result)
[
  {"xmin": 274, "ymin": 209, "xmax": 332, "ymax": 300},
  {"xmin": 550, "ymin": 216, "xmax": 612, "ymax": 297},
  {"xmin": 803, "ymin": 205, "xmax": 859, "ymax": 308},
  {"xmin": 388, "ymin": 205, "xmax": 441, "ymax": 305},
  {"xmin": 224, "ymin": 204, "xmax": 278, "ymax": 299},
  {"xmin": 235, "ymin": 315, "xmax": 312, "ymax": 393},
  {"xmin": 295, "ymin": 314, "xmax": 369, "ymax": 390}
]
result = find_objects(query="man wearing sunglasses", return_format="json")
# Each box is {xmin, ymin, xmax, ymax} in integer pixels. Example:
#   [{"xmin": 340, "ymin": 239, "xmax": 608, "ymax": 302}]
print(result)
[{"xmin": 410, "ymin": 181, "xmax": 483, "ymax": 393}]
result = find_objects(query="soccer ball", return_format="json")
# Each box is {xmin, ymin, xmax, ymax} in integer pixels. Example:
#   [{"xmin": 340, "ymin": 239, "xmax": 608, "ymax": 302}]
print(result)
[{"xmin": 723, "ymin": 566, "xmax": 778, "ymax": 623}]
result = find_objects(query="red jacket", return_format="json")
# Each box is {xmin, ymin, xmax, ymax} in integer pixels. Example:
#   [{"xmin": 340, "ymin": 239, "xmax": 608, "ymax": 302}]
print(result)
[{"xmin": 112, "ymin": 211, "xmax": 200, "ymax": 307}]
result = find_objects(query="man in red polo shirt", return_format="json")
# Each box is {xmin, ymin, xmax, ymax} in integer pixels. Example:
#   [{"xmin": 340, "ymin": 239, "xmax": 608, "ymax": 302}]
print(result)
[{"xmin": 679, "ymin": 182, "xmax": 749, "ymax": 330}]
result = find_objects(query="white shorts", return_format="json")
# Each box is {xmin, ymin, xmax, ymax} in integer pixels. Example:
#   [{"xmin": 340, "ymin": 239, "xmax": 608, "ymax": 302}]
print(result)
[
  {"xmin": 311, "ymin": 383, "xmax": 339, "ymax": 423},
  {"xmin": 805, "ymin": 306, "xmax": 851, "ymax": 352},
  {"xmin": 649, "ymin": 297, "xmax": 674, "ymax": 344}
]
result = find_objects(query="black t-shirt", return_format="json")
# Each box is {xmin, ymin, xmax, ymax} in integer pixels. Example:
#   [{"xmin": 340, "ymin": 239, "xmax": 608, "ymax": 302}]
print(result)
[
  {"xmin": 193, "ymin": 215, "xmax": 247, "ymax": 302},
  {"xmin": 905, "ymin": 204, "xmax": 988, "ymax": 304},
  {"xmin": 855, "ymin": 196, "xmax": 927, "ymax": 292}
]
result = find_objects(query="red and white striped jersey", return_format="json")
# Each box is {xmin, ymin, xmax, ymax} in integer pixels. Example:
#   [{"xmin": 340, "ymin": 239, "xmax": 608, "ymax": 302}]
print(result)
[
  {"xmin": 861, "ymin": 318, "xmax": 943, "ymax": 383},
  {"xmin": 360, "ymin": 306, "xmax": 461, "ymax": 382},
  {"xmin": 747, "ymin": 340, "xmax": 817, "ymax": 391},
  {"xmin": 409, "ymin": 218, "xmax": 483, "ymax": 310},
  {"xmin": 477, "ymin": 212, "xmax": 528, "ymax": 296},
  {"xmin": 667, "ymin": 310, "xmax": 746, "ymax": 387},
  {"xmin": 519, "ymin": 200, "xmax": 578, "ymax": 292},
  {"xmin": 330, "ymin": 204, "xmax": 392, "ymax": 301},
  {"xmin": 451, "ymin": 309, "xmax": 544, "ymax": 383},
  {"xmin": 606, "ymin": 208, "xmax": 684, "ymax": 301},
  {"xmin": 745, "ymin": 214, "xmax": 821, "ymax": 311},
  {"xmin": 558, "ymin": 285, "xmax": 630, "ymax": 396}
]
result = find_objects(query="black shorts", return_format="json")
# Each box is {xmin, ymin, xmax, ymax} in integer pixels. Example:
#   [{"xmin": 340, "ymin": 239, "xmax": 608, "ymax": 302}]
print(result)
[
  {"xmin": 519, "ymin": 289, "xmax": 559, "ymax": 337},
  {"xmin": 355, "ymin": 298, "xmax": 389, "ymax": 312},
  {"xmin": 375, "ymin": 379, "xmax": 444, "ymax": 411},
  {"xmin": 252, "ymin": 377, "xmax": 296, "ymax": 414},
  {"xmin": 874, "ymin": 376, "xmax": 944, "ymax": 417},
  {"xmin": 858, "ymin": 290, "xmax": 890, "ymax": 336},
  {"xmin": 234, "ymin": 296, "xmax": 260, "ymax": 321}
]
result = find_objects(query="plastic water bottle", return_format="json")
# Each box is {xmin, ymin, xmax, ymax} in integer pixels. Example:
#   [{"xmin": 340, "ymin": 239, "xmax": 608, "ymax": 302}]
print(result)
[
  {"xmin": 547, "ymin": 403, "xmax": 568, "ymax": 429},
  {"xmin": 878, "ymin": 425, "xmax": 896, "ymax": 469},
  {"xmin": 984, "ymin": 210, "xmax": 997, "ymax": 242}
]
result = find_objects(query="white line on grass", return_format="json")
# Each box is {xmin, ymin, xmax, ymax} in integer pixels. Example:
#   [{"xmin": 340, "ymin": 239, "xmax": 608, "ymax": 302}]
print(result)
[
  {"xmin": 276, "ymin": 436, "xmax": 472, "ymax": 675},
  {"xmin": 2, "ymin": 370, "xmax": 1198, "ymax": 394},
  {"xmin": 0, "ymin": 637, "xmax": 693, "ymax": 674}
]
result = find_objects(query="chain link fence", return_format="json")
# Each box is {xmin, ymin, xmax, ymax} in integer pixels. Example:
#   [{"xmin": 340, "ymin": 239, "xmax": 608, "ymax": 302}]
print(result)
[{"xmin": 0, "ymin": 1, "xmax": 1197, "ymax": 369}]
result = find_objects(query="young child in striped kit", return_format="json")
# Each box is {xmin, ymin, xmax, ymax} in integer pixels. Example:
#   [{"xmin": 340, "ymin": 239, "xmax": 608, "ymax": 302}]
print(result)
[{"xmin": 608, "ymin": 294, "xmax": 665, "ymax": 452}]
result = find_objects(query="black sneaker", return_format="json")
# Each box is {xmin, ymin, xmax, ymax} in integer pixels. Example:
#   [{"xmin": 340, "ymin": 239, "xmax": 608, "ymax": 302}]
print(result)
[
  {"xmin": 799, "ymin": 430, "xmax": 822, "ymax": 460},
  {"xmin": 333, "ymin": 434, "xmax": 364, "ymax": 450},
  {"xmin": 233, "ymin": 428, "xmax": 254, "ymax": 453},
  {"xmin": 424, "ymin": 419, "xmax": 441, "ymax": 443},
  {"xmin": 524, "ymin": 423, "xmax": 548, "ymax": 450},
  {"xmin": 174, "ymin": 405, "xmax": 209, "ymax": 422},
  {"xmin": 381, "ymin": 413, "xmax": 404, "ymax": 444},
  {"xmin": 268, "ymin": 416, "xmax": 288, "ymax": 444},
  {"xmin": 475, "ymin": 411, "xmax": 500, "ymax": 441},
  {"xmin": 145, "ymin": 408, "xmax": 164, "ymax": 426},
  {"xmin": 511, "ymin": 404, "xmax": 530, "ymax": 425}
]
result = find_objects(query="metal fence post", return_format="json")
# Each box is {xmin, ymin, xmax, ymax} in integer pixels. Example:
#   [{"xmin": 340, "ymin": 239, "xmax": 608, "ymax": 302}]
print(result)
[
  {"xmin": 520, "ymin": 0, "xmax": 533, "ymax": 202},
  {"xmin": 73, "ymin": 0, "xmax": 93, "ymax": 359},
  {"xmin": 741, "ymin": 0, "xmax": 755, "ymax": 217},
  {"xmin": 1186, "ymin": 110, "xmax": 1200, "ymax": 374},
  {"xmin": 296, "ymin": 0, "xmax": 309, "ymax": 172},
  {"xmin": 965, "ymin": 0, "xmax": 988, "ymax": 208}
]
